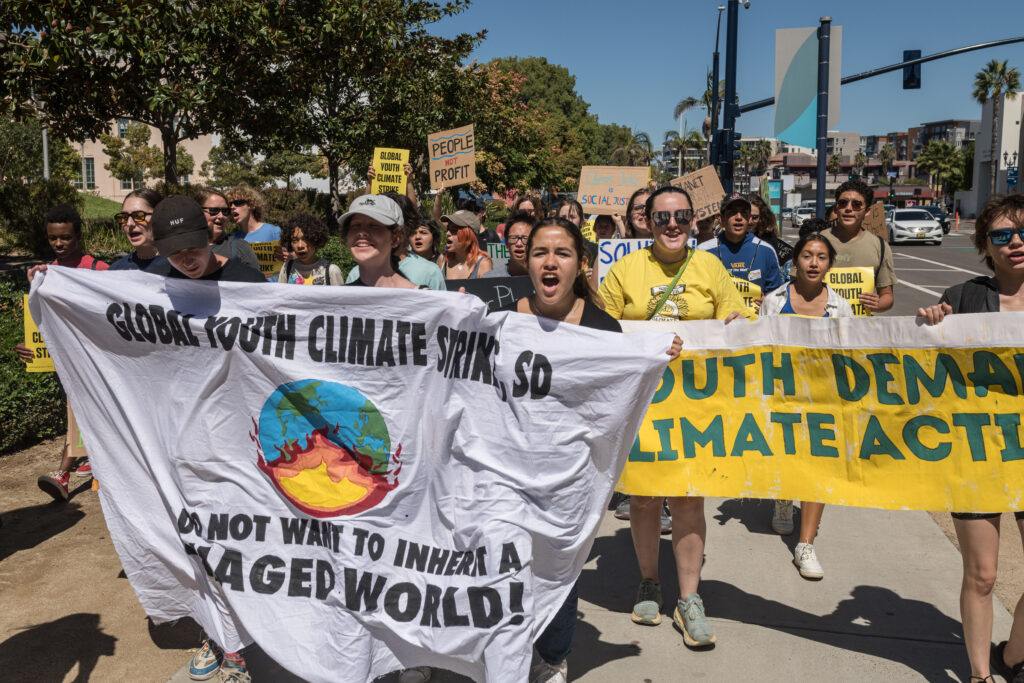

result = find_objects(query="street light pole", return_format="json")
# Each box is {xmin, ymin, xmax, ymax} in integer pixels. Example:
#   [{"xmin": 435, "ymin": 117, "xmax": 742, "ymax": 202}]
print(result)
[
  {"xmin": 721, "ymin": 0, "xmax": 740, "ymax": 193},
  {"xmin": 815, "ymin": 17, "xmax": 831, "ymax": 218},
  {"xmin": 710, "ymin": 5, "xmax": 725, "ymax": 171}
]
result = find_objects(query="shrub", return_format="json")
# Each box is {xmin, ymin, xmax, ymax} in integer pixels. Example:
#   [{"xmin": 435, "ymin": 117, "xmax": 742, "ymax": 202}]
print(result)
[
  {"xmin": 486, "ymin": 200, "xmax": 510, "ymax": 225},
  {"xmin": 0, "ymin": 272, "xmax": 65, "ymax": 454},
  {"xmin": 263, "ymin": 188, "xmax": 335, "ymax": 229},
  {"xmin": 0, "ymin": 180, "xmax": 83, "ymax": 257},
  {"xmin": 318, "ymin": 234, "xmax": 356, "ymax": 280}
]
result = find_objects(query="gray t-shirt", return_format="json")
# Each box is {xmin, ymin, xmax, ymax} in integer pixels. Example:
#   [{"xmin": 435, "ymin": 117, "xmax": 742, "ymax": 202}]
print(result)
[{"xmin": 822, "ymin": 227, "xmax": 897, "ymax": 289}]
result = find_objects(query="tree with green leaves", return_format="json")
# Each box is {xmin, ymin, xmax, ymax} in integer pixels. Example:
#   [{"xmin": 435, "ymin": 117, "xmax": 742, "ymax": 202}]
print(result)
[
  {"xmin": 99, "ymin": 122, "xmax": 193, "ymax": 190},
  {"xmin": 853, "ymin": 151, "xmax": 867, "ymax": 178},
  {"xmin": 879, "ymin": 144, "xmax": 896, "ymax": 176},
  {"xmin": 827, "ymin": 153, "xmax": 842, "ymax": 175},
  {"xmin": 916, "ymin": 140, "xmax": 964, "ymax": 202},
  {"xmin": 0, "ymin": 114, "xmax": 79, "ymax": 185},
  {"xmin": 611, "ymin": 131, "xmax": 653, "ymax": 167},
  {"xmin": 972, "ymin": 58, "xmax": 1020, "ymax": 196},
  {"xmin": 748, "ymin": 139, "xmax": 772, "ymax": 174},
  {"xmin": 1, "ymin": 2, "xmax": 273, "ymax": 184}
]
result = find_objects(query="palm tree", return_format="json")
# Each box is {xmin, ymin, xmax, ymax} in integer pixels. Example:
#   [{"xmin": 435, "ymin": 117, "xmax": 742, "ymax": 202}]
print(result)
[
  {"xmin": 972, "ymin": 59, "xmax": 1021, "ymax": 196},
  {"xmin": 663, "ymin": 130, "xmax": 684, "ymax": 176},
  {"xmin": 853, "ymin": 151, "xmax": 867, "ymax": 178},
  {"xmin": 917, "ymin": 140, "xmax": 964, "ymax": 202},
  {"xmin": 748, "ymin": 139, "xmax": 772, "ymax": 174},
  {"xmin": 879, "ymin": 143, "xmax": 896, "ymax": 176},
  {"xmin": 611, "ymin": 131, "xmax": 653, "ymax": 167},
  {"xmin": 674, "ymin": 71, "xmax": 729, "ymax": 164},
  {"xmin": 681, "ymin": 129, "xmax": 705, "ymax": 174},
  {"xmin": 828, "ymin": 153, "xmax": 842, "ymax": 175}
]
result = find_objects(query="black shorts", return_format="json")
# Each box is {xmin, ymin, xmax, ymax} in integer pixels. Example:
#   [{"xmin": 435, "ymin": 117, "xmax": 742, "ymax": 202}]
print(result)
[{"xmin": 951, "ymin": 511, "xmax": 1024, "ymax": 521}]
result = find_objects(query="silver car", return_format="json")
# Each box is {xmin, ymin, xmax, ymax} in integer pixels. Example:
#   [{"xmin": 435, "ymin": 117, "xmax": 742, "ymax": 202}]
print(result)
[{"xmin": 886, "ymin": 209, "xmax": 943, "ymax": 245}]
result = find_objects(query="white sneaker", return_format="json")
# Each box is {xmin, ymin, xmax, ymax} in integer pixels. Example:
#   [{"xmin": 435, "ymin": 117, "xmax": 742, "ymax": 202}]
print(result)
[
  {"xmin": 793, "ymin": 542, "xmax": 824, "ymax": 579},
  {"xmin": 530, "ymin": 659, "xmax": 568, "ymax": 683},
  {"xmin": 771, "ymin": 500, "xmax": 794, "ymax": 535},
  {"xmin": 398, "ymin": 667, "xmax": 432, "ymax": 683}
]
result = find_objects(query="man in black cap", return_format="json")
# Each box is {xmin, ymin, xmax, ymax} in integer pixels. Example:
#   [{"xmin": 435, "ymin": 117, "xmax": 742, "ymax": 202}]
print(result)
[{"xmin": 148, "ymin": 195, "xmax": 266, "ymax": 283}]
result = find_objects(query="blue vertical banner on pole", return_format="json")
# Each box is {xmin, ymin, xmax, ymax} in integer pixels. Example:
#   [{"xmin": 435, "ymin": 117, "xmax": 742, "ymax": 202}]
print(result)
[{"xmin": 774, "ymin": 27, "xmax": 842, "ymax": 149}]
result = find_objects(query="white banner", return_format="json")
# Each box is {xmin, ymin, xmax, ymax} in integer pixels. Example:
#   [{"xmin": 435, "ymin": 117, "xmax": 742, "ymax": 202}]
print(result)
[{"xmin": 29, "ymin": 268, "xmax": 668, "ymax": 683}]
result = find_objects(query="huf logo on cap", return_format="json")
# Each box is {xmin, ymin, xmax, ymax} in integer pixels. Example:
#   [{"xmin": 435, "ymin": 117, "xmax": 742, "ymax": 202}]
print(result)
[
  {"xmin": 362, "ymin": 198, "xmax": 376, "ymax": 206},
  {"xmin": 170, "ymin": 217, "xmax": 184, "ymax": 226}
]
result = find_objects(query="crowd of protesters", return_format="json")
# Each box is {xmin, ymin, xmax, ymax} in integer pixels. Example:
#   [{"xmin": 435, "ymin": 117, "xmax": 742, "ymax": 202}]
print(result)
[{"xmin": 9, "ymin": 160, "xmax": 1024, "ymax": 683}]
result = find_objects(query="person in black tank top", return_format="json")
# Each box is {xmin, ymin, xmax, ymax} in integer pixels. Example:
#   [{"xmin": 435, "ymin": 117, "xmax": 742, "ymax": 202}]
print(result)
[{"xmin": 918, "ymin": 193, "xmax": 1024, "ymax": 682}]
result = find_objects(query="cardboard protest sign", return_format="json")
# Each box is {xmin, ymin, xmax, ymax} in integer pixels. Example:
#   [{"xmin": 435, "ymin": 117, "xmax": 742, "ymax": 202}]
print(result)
[
  {"xmin": 577, "ymin": 166, "xmax": 649, "ymax": 215},
  {"xmin": 826, "ymin": 267, "xmax": 875, "ymax": 317},
  {"xmin": 597, "ymin": 238, "xmax": 653, "ymax": 284},
  {"xmin": 23, "ymin": 294, "xmax": 54, "ymax": 372},
  {"xmin": 669, "ymin": 166, "xmax": 727, "ymax": 221},
  {"xmin": 249, "ymin": 241, "xmax": 284, "ymax": 278},
  {"xmin": 428, "ymin": 125, "xmax": 476, "ymax": 191},
  {"xmin": 371, "ymin": 148, "xmax": 409, "ymax": 194},
  {"xmin": 621, "ymin": 313, "xmax": 1024, "ymax": 512},
  {"xmin": 446, "ymin": 276, "xmax": 534, "ymax": 312},
  {"xmin": 31, "ymin": 267, "xmax": 667, "ymax": 683},
  {"xmin": 862, "ymin": 203, "xmax": 887, "ymax": 240}
]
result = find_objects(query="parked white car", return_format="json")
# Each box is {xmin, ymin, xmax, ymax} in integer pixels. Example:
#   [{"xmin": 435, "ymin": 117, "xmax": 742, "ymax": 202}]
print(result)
[
  {"xmin": 886, "ymin": 209, "xmax": 943, "ymax": 245},
  {"xmin": 792, "ymin": 207, "xmax": 816, "ymax": 228}
]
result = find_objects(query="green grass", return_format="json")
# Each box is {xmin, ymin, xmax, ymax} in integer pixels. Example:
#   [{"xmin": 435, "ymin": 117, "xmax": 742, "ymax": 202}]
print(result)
[{"xmin": 79, "ymin": 193, "xmax": 122, "ymax": 220}]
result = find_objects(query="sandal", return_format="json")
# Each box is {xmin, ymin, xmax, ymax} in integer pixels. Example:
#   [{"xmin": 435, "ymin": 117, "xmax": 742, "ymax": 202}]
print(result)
[
  {"xmin": 969, "ymin": 676, "xmax": 995, "ymax": 683},
  {"xmin": 991, "ymin": 641, "xmax": 1024, "ymax": 682}
]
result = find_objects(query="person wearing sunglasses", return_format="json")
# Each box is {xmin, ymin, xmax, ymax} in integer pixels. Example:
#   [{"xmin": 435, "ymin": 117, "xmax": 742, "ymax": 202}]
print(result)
[
  {"xmin": 599, "ymin": 185, "xmax": 751, "ymax": 648},
  {"xmin": 612, "ymin": 188, "xmax": 652, "ymax": 239},
  {"xmin": 821, "ymin": 179, "xmax": 896, "ymax": 314},
  {"xmin": 483, "ymin": 211, "xmax": 535, "ymax": 278},
  {"xmin": 917, "ymin": 193, "xmax": 1024, "ymax": 683},
  {"xmin": 225, "ymin": 186, "xmax": 281, "ymax": 244},
  {"xmin": 195, "ymin": 187, "xmax": 261, "ymax": 272},
  {"xmin": 698, "ymin": 196, "xmax": 783, "ymax": 310},
  {"xmin": 109, "ymin": 188, "xmax": 168, "ymax": 272}
]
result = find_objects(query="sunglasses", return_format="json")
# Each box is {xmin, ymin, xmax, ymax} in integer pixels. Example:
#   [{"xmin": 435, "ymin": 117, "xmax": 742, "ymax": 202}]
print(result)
[
  {"xmin": 203, "ymin": 206, "xmax": 231, "ymax": 216},
  {"xmin": 836, "ymin": 198, "xmax": 865, "ymax": 210},
  {"xmin": 114, "ymin": 210, "xmax": 152, "ymax": 227},
  {"xmin": 651, "ymin": 209, "xmax": 694, "ymax": 228},
  {"xmin": 630, "ymin": 205, "xmax": 647, "ymax": 214},
  {"xmin": 230, "ymin": 199, "xmax": 248, "ymax": 207},
  {"xmin": 987, "ymin": 227, "xmax": 1024, "ymax": 246}
]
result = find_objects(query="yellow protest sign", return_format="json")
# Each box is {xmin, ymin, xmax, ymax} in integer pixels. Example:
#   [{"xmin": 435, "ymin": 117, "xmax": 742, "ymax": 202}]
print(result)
[
  {"xmin": 371, "ymin": 147, "xmax": 409, "ymax": 194},
  {"xmin": 827, "ymin": 267, "xmax": 875, "ymax": 316},
  {"xmin": 428, "ymin": 124, "xmax": 477, "ymax": 190},
  {"xmin": 23, "ymin": 294, "xmax": 54, "ymax": 372},
  {"xmin": 731, "ymin": 277, "xmax": 762, "ymax": 313},
  {"xmin": 581, "ymin": 219, "xmax": 596, "ymax": 242},
  {"xmin": 250, "ymin": 241, "xmax": 283, "ymax": 278},
  {"xmin": 619, "ymin": 315, "xmax": 1024, "ymax": 512}
]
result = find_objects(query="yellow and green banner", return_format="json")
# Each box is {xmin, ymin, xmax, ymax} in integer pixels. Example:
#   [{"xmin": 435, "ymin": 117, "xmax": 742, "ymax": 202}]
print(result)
[{"xmin": 620, "ymin": 314, "xmax": 1024, "ymax": 513}]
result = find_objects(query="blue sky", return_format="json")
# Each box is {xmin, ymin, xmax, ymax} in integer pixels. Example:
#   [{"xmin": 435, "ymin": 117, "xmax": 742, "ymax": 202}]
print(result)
[{"xmin": 434, "ymin": 1, "xmax": 1024, "ymax": 144}]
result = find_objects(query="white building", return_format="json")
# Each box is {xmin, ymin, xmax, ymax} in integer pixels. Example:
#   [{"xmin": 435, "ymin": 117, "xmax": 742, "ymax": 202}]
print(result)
[{"xmin": 955, "ymin": 93, "xmax": 1023, "ymax": 218}]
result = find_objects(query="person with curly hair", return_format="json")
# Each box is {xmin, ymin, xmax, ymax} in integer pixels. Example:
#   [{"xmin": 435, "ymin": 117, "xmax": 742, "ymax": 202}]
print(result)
[
  {"xmin": 278, "ymin": 214, "xmax": 343, "ymax": 285},
  {"xmin": 226, "ymin": 185, "xmax": 281, "ymax": 243}
]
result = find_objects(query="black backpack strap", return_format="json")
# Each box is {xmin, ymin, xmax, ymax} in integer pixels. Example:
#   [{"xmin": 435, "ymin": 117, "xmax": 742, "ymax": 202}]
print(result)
[{"xmin": 876, "ymin": 234, "xmax": 887, "ymax": 278}]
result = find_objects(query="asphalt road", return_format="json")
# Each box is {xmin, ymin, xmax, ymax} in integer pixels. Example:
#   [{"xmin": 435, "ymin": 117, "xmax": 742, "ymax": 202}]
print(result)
[{"xmin": 779, "ymin": 220, "xmax": 984, "ymax": 316}]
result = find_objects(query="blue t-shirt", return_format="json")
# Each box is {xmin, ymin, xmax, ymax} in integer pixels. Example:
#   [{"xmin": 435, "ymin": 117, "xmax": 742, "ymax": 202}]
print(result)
[
  {"xmin": 345, "ymin": 252, "xmax": 445, "ymax": 290},
  {"xmin": 698, "ymin": 232, "xmax": 783, "ymax": 293},
  {"xmin": 109, "ymin": 252, "xmax": 168, "ymax": 272},
  {"xmin": 243, "ymin": 223, "xmax": 282, "ymax": 243}
]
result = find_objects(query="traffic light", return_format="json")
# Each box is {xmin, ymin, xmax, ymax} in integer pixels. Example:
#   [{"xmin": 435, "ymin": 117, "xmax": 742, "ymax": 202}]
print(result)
[
  {"xmin": 888, "ymin": 177, "xmax": 895, "ymax": 202},
  {"xmin": 903, "ymin": 50, "xmax": 921, "ymax": 89},
  {"xmin": 731, "ymin": 131, "xmax": 742, "ymax": 161}
]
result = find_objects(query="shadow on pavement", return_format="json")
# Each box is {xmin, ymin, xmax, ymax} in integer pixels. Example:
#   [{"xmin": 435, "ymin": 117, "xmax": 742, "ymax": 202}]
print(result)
[
  {"xmin": 579, "ymin": 526, "xmax": 685, "ymax": 613},
  {"xmin": 565, "ymin": 610, "xmax": 642, "ymax": 678},
  {"xmin": 713, "ymin": 497, "xmax": 803, "ymax": 554},
  {"xmin": 0, "ymin": 613, "xmax": 116, "ymax": 682},
  {"xmin": 147, "ymin": 616, "xmax": 205, "ymax": 650},
  {"xmin": 701, "ymin": 580, "xmax": 968, "ymax": 681},
  {"xmin": 0, "ymin": 501, "xmax": 86, "ymax": 563}
]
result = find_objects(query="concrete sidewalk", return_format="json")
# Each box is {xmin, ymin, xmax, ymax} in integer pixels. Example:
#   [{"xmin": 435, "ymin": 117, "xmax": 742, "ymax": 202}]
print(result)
[{"xmin": 169, "ymin": 498, "xmax": 1007, "ymax": 682}]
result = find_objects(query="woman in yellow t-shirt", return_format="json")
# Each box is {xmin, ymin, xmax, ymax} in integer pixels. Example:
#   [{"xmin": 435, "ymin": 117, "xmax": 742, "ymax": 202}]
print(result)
[{"xmin": 598, "ymin": 185, "xmax": 751, "ymax": 648}]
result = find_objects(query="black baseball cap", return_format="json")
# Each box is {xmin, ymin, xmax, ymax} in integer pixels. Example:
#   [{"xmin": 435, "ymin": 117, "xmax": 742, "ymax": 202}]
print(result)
[
  {"xmin": 152, "ymin": 195, "xmax": 209, "ymax": 256},
  {"xmin": 721, "ymin": 196, "xmax": 752, "ymax": 218}
]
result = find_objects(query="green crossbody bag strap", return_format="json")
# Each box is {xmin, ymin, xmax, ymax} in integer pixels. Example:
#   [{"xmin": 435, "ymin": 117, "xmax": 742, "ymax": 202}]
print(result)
[{"xmin": 645, "ymin": 248, "xmax": 695, "ymax": 321}]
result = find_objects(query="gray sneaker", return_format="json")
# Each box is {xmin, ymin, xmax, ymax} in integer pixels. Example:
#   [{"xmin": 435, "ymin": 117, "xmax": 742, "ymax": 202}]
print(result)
[
  {"xmin": 631, "ymin": 579, "xmax": 662, "ymax": 625},
  {"xmin": 614, "ymin": 495, "xmax": 631, "ymax": 520},
  {"xmin": 674, "ymin": 593, "xmax": 716, "ymax": 647}
]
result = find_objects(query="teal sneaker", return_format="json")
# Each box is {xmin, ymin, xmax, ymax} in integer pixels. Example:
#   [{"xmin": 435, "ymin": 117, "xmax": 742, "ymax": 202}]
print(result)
[
  {"xmin": 188, "ymin": 640, "xmax": 221, "ymax": 680},
  {"xmin": 674, "ymin": 593, "xmax": 716, "ymax": 647},
  {"xmin": 631, "ymin": 579, "xmax": 662, "ymax": 625}
]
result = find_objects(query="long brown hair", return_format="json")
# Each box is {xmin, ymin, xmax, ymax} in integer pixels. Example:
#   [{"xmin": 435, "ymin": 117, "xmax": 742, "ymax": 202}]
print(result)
[{"xmin": 526, "ymin": 217, "xmax": 604, "ymax": 308}]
